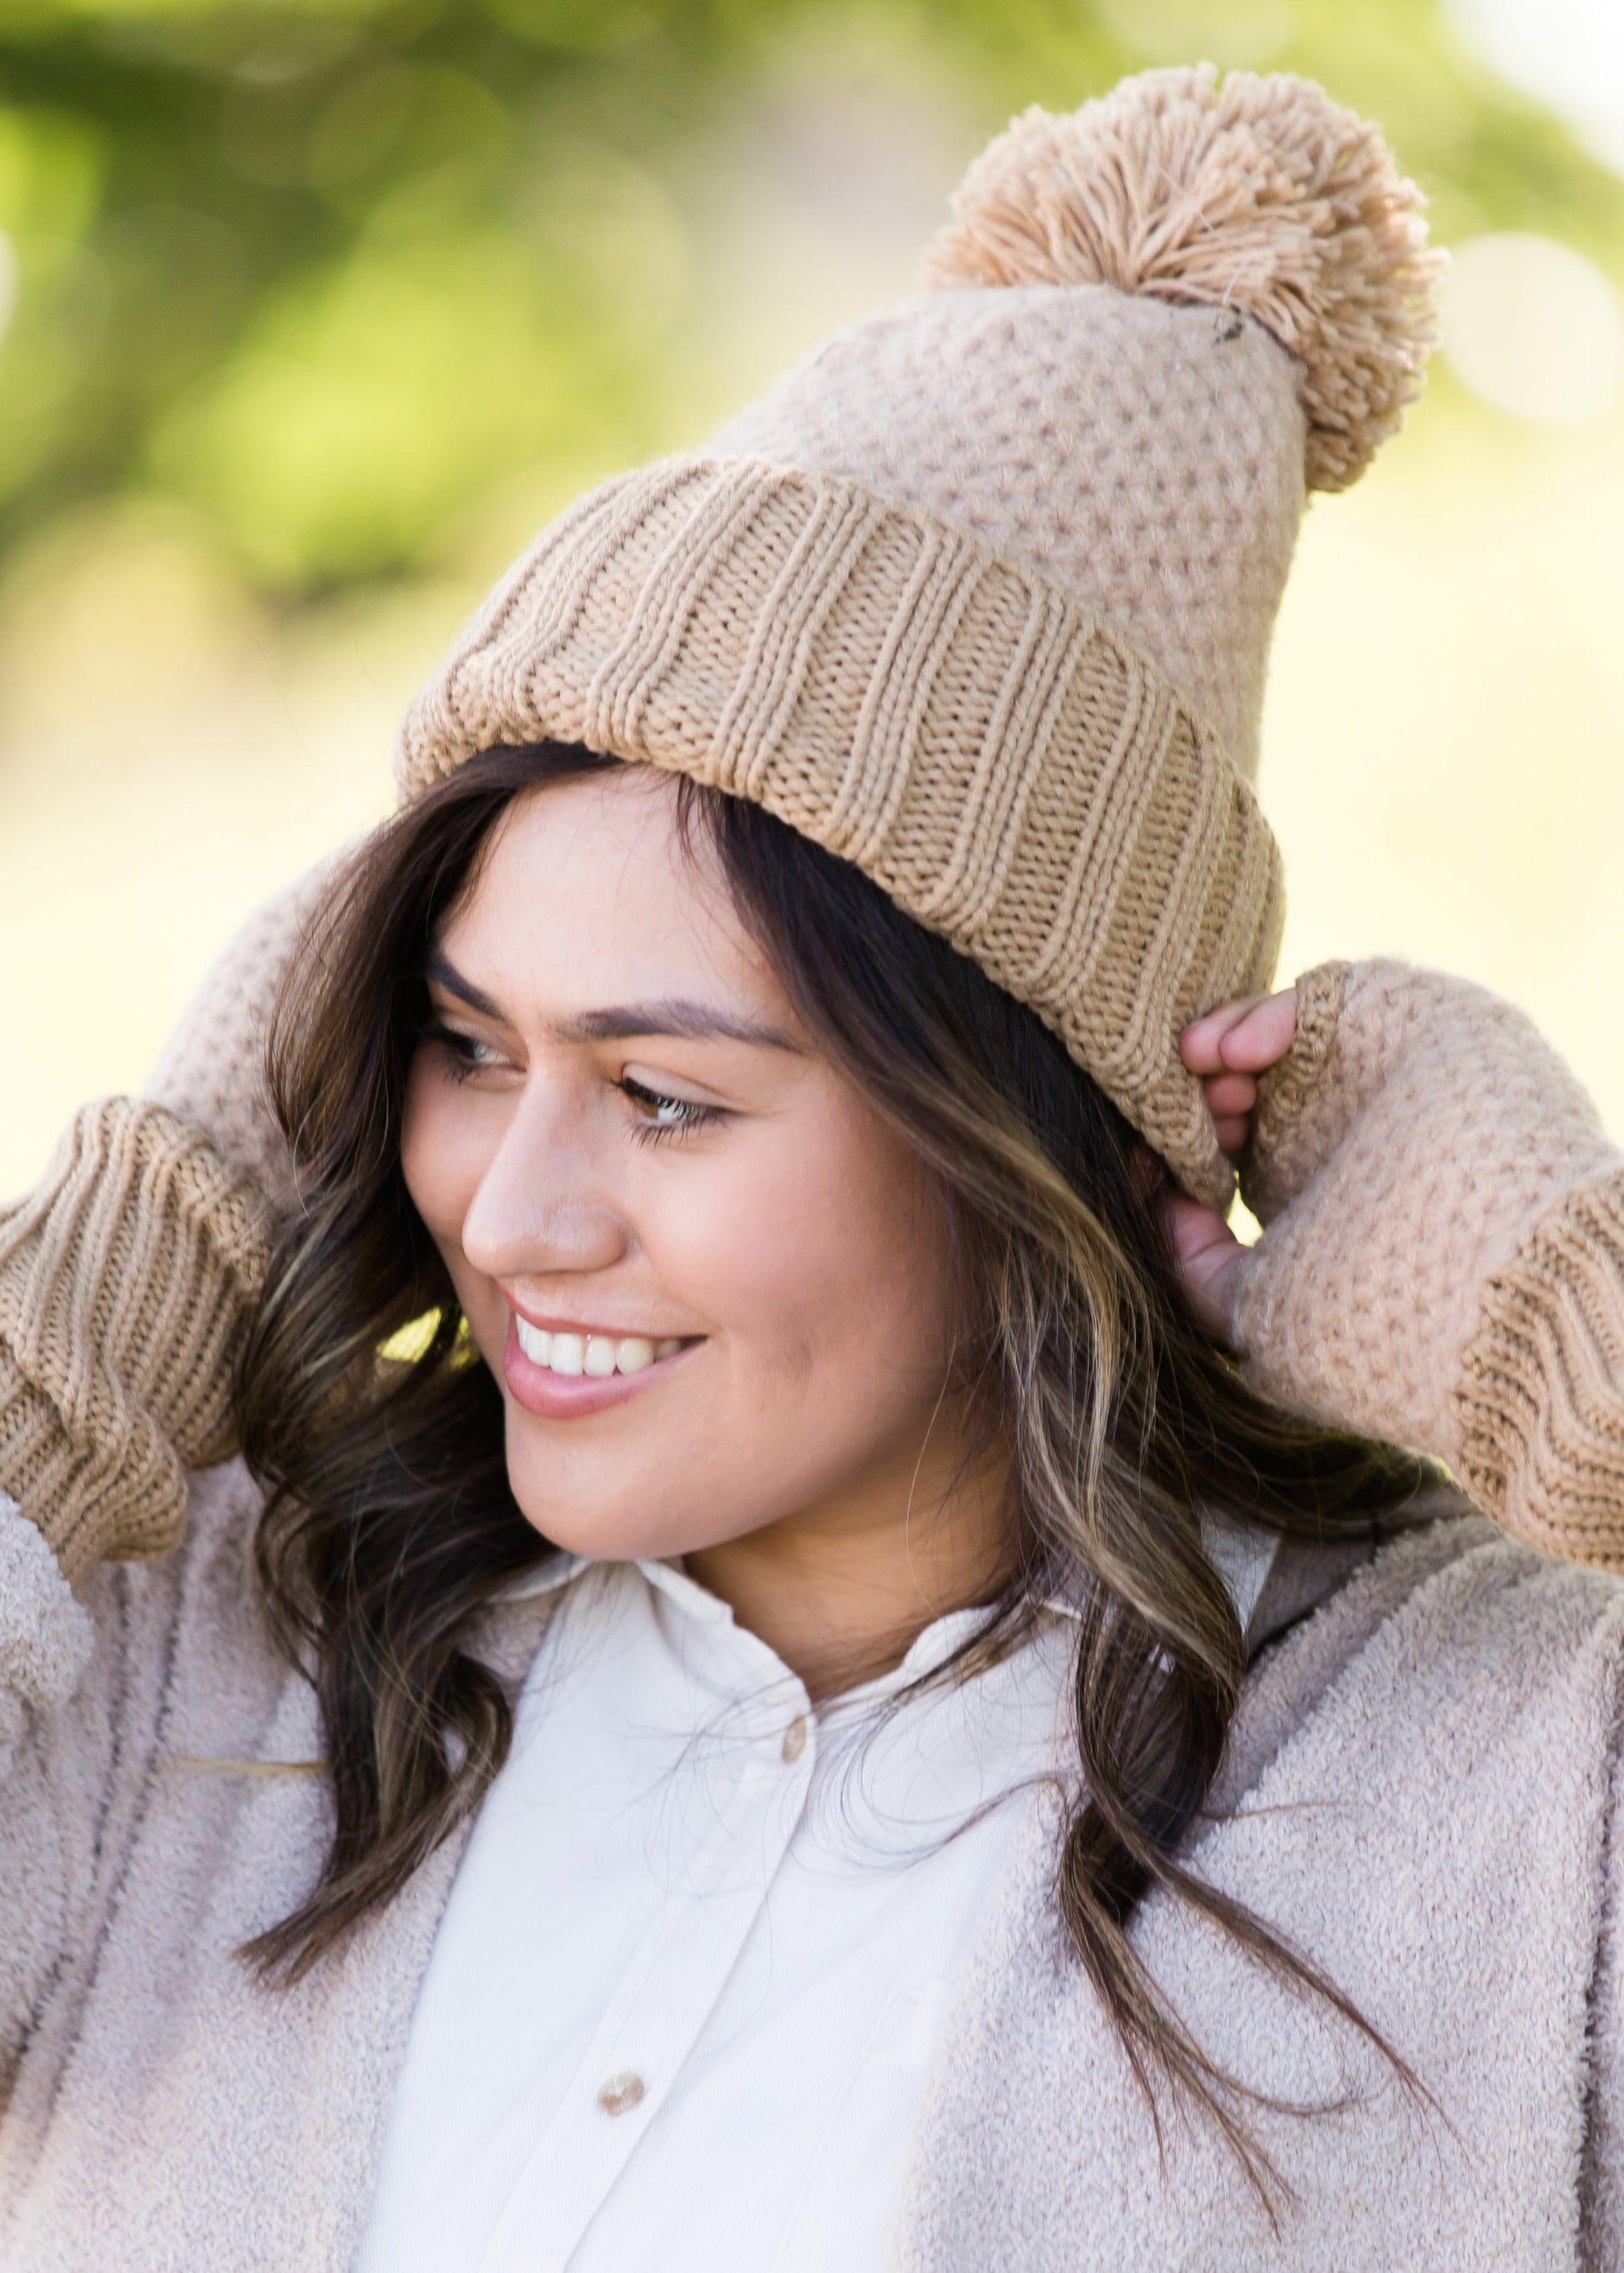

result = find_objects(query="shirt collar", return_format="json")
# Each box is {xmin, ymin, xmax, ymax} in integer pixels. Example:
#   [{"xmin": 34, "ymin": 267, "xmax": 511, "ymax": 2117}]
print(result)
[
  {"xmin": 499, "ymin": 1514, "xmax": 1279, "ymax": 1660},
  {"xmin": 497, "ymin": 1551, "xmax": 1070, "ymax": 1713},
  {"xmin": 502, "ymin": 1550, "xmax": 592, "ymax": 1605},
  {"xmin": 501, "ymin": 1548, "xmax": 1057, "ymax": 1637}
]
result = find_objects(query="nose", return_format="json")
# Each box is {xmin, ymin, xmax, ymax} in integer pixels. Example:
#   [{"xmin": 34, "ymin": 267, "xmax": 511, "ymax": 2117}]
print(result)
[{"xmin": 459, "ymin": 1082, "xmax": 630, "ymax": 1284}]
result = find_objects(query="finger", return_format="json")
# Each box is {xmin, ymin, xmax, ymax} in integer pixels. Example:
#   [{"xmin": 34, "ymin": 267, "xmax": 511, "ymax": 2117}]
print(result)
[
  {"xmin": 1179, "ymin": 995, "xmax": 1268, "ymax": 1076},
  {"xmin": 1163, "ymin": 1192, "xmax": 1242, "ymax": 1342},
  {"xmin": 1211, "ymin": 1113, "xmax": 1251, "ymax": 1157},
  {"xmin": 1213, "ymin": 989, "xmax": 1297, "ymax": 1074},
  {"xmin": 1201, "ymin": 1071, "xmax": 1258, "ymax": 1117},
  {"xmin": 1164, "ymin": 1190, "xmax": 1234, "ymax": 1265}
]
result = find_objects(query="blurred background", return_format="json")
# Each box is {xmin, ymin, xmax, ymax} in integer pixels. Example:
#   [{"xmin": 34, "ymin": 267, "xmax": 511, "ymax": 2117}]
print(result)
[{"xmin": 1, "ymin": 0, "xmax": 1621, "ymax": 1195}]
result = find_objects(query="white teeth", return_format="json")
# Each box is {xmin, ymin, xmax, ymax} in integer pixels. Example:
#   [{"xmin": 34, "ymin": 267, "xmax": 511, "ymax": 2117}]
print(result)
[{"xmin": 515, "ymin": 1318, "xmax": 683, "ymax": 1378}]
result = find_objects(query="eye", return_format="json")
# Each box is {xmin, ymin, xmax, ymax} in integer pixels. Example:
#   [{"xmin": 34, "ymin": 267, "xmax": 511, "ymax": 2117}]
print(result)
[
  {"xmin": 420, "ymin": 1021, "xmax": 507, "ymax": 1083},
  {"xmin": 618, "ymin": 1074, "xmax": 722, "ymax": 1143}
]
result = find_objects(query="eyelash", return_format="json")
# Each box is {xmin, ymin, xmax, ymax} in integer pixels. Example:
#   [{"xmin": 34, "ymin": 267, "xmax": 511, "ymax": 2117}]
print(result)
[
  {"xmin": 421, "ymin": 1026, "xmax": 720, "ymax": 1143},
  {"xmin": 420, "ymin": 1022, "xmax": 502, "ymax": 1085},
  {"xmin": 618, "ymin": 1075, "xmax": 721, "ymax": 1146}
]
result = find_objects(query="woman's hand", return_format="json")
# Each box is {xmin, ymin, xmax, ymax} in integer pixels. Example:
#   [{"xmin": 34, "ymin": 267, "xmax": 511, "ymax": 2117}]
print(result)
[{"xmin": 1163, "ymin": 989, "xmax": 1298, "ymax": 1340}]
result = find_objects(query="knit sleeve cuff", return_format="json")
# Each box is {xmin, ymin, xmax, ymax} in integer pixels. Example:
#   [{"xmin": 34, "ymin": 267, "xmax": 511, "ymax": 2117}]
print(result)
[
  {"xmin": 1241, "ymin": 960, "xmax": 1350, "ymax": 1225},
  {"xmin": 0, "ymin": 1344, "xmax": 184, "ymax": 1582},
  {"xmin": 1455, "ymin": 1164, "xmax": 1624, "ymax": 1567},
  {"xmin": 0, "ymin": 1098, "xmax": 271, "ymax": 1578}
]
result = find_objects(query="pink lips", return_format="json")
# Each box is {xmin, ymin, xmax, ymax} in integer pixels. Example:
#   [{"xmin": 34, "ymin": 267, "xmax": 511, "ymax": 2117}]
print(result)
[{"xmin": 502, "ymin": 1314, "xmax": 693, "ymax": 1419}]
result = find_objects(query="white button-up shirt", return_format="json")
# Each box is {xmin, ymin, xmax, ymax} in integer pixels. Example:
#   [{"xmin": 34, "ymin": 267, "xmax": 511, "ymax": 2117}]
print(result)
[
  {"xmin": 357, "ymin": 1527, "xmax": 1277, "ymax": 2272},
  {"xmin": 356, "ymin": 1554, "xmax": 1073, "ymax": 2273}
]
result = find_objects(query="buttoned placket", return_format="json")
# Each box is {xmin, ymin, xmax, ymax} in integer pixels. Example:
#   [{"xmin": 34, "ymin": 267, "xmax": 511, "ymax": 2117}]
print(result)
[{"xmin": 475, "ymin": 1570, "xmax": 822, "ymax": 2273}]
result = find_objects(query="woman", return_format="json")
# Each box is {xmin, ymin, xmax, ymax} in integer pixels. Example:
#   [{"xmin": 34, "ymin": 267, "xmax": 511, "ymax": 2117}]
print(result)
[{"xmin": 1, "ymin": 64, "xmax": 1622, "ymax": 2272}]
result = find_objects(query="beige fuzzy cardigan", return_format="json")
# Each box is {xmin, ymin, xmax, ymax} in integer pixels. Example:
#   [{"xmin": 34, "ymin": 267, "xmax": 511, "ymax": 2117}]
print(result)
[
  {"xmin": 1, "ymin": 1475, "xmax": 1622, "ymax": 2270},
  {"xmin": 2, "ymin": 914, "xmax": 1624, "ymax": 2265}
]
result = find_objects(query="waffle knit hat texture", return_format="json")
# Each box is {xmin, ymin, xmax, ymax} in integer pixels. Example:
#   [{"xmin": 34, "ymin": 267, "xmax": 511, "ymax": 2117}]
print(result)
[{"xmin": 398, "ymin": 64, "xmax": 1439, "ymax": 1207}]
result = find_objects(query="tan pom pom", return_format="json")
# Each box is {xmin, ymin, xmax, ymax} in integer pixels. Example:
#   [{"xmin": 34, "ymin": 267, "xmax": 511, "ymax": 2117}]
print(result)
[{"xmin": 925, "ymin": 64, "xmax": 1441, "ymax": 492}]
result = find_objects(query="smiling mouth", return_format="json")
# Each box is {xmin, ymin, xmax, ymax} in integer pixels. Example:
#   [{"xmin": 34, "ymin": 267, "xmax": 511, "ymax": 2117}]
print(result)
[{"xmin": 512, "ymin": 1318, "xmax": 688, "ymax": 1380}]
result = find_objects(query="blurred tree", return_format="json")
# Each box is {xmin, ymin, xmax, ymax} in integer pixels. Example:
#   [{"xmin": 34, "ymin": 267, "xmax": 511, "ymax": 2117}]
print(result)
[{"xmin": 0, "ymin": 0, "xmax": 1618, "ymax": 594}]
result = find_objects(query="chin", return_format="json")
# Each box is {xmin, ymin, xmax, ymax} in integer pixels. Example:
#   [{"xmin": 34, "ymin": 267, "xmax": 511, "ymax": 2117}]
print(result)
[
  {"xmin": 500, "ymin": 1440, "xmax": 708, "ymax": 1565},
  {"xmin": 512, "ymin": 1494, "xmax": 709, "ymax": 1566}
]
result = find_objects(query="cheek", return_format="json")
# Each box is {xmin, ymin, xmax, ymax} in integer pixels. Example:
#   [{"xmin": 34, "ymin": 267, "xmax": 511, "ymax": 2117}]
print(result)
[
  {"xmin": 401, "ymin": 1066, "xmax": 502, "ymax": 1329},
  {"xmin": 401, "ymin": 1061, "xmax": 473, "ymax": 1237},
  {"xmin": 658, "ymin": 1099, "xmax": 953, "ymax": 1399}
]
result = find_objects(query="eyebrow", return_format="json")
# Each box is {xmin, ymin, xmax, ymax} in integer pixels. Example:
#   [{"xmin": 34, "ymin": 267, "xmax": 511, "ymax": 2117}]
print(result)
[{"xmin": 425, "ymin": 950, "xmax": 800, "ymax": 1051}]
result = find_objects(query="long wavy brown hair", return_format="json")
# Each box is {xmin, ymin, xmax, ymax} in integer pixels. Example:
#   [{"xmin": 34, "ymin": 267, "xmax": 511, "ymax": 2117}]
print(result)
[{"xmin": 235, "ymin": 739, "xmax": 1433, "ymax": 2191}]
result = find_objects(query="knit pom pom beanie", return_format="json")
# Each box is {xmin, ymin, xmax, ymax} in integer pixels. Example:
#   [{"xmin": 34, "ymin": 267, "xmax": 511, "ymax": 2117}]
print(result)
[{"xmin": 399, "ymin": 63, "xmax": 1439, "ymax": 1207}]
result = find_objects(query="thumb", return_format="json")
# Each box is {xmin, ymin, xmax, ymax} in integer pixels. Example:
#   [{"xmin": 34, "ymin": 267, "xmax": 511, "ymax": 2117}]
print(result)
[{"xmin": 1164, "ymin": 1192, "xmax": 1243, "ymax": 1346}]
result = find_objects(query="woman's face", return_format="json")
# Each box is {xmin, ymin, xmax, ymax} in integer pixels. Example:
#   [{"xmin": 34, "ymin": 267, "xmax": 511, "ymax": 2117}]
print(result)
[{"xmin": 401, "ymin": 769, "xmax": 968, "ymax": 1569}]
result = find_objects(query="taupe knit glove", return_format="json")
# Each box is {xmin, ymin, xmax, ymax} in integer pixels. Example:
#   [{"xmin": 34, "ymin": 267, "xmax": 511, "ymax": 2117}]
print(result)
[
  {"xmin": 0, "ymin": 1100, "xmax": 274, "ymax": 1580},
  {"xmin": 1233, "ymin": 960, "xmax": 1624, "ymax": 1568}
]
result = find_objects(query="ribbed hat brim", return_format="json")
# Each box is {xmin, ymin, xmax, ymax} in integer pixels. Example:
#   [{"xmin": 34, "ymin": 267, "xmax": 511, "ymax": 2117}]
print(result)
[{"xmin": 398, "ymin": 455, "xmax": 1284, "ymax": 1207}]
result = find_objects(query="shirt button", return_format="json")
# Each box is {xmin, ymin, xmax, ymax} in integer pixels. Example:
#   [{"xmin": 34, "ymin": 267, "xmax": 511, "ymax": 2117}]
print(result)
[
  {"xmin": 596, "ymin": 2071, "xmax": 646, "ymax": 2117},
  {"xmin": 781, "ymin": 1714, "xmax": 808, "ymax": 1764}
]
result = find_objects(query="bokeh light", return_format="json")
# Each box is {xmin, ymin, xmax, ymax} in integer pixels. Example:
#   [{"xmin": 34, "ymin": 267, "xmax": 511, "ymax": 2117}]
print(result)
[
  {"xmin": 1442, "ymin": 233, "xmax": 1623, "ymax": 421},
  {"xmin": 1448, "ymin": 0, "xmax": 1624, "ymax": 173}
]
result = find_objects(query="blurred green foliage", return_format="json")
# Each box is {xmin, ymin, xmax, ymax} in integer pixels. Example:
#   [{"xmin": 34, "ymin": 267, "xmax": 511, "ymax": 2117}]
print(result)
[{"xmin": 1, "ymin": 0, "xmax": 1620, "ymax": 593}]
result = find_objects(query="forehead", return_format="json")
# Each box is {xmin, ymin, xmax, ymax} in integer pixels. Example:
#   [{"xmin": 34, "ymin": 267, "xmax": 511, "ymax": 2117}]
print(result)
[{"xmin": 438, "ymin": 768, "xmax": 784, "ymax": 1014}]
